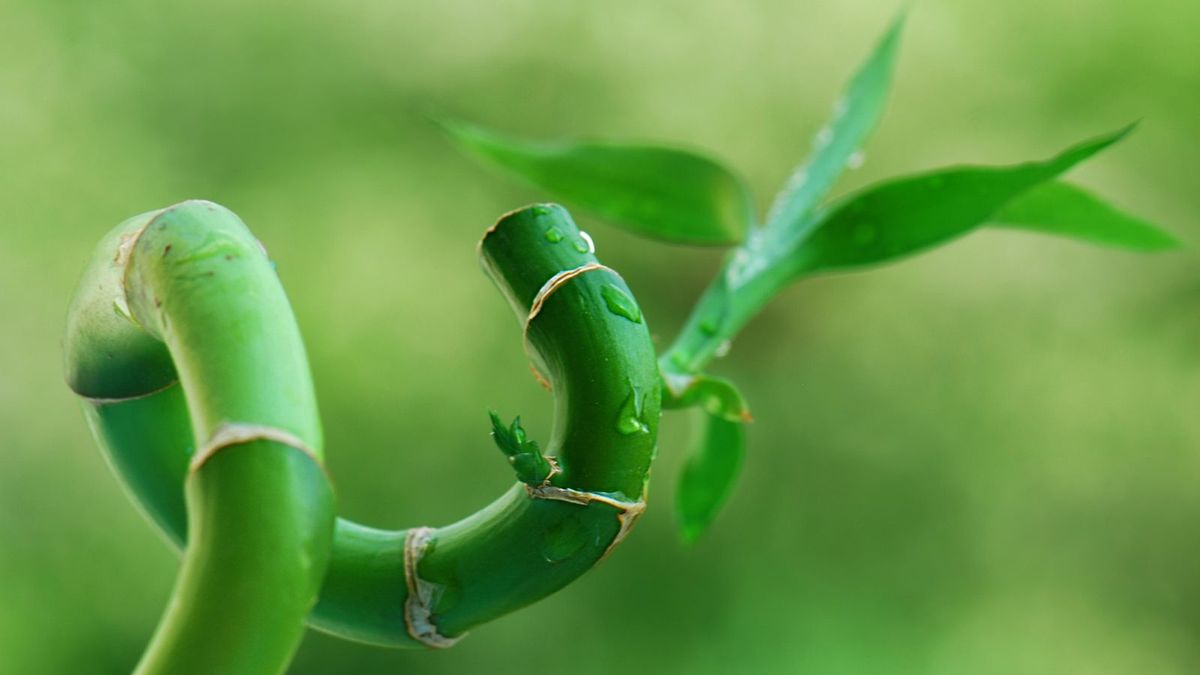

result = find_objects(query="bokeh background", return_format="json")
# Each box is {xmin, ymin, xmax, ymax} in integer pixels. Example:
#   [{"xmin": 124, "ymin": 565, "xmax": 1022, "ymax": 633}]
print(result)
[{"xmin": 2, "ymin": 0, "xmax": 1198, "ymax": 672}]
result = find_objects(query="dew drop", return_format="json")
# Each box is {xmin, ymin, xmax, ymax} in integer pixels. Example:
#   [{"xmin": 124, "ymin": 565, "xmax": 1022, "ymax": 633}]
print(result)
[
  {"xmin": 531, "ymin": 205, "xmax": 552, "ymax": 216},
  {"xmin": 787, "ymin": 169, "xmax": 809, "ymax": 191},
  {"xmin": 700, "ymin": 316, "xmax": 719, "ymax": 335},
  {"xmin": 814, "ymin": 126, "xmax": 833, "ymax": 148},
  {"xmin": 601, "ymin": 284, "xmax": 642, "ymax": 324},
  {"xmin": 544, "ymin": 227, "xmax": 563, "ymax": 243},
  {"xmin": 542, "ymin": 517, "xmax": 586, "ymax": 563},
  {"xmin": 715, "ymin": 340, "xmax": 733, "ymax": 358},
  {"xmin": 616, "ymin": 384, "xmax": 650, "ymax": 435},
  {"xmin": 846, "ymin": 151, "xmax": 865, "ymax": 170},
  {"xmin": 573, "ymin": 230, "xmax": 596, "ymax": 254}
]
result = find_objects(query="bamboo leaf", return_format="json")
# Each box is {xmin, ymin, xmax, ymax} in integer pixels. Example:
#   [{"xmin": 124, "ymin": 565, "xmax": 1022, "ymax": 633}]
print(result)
[
  {"xmin": 489, "ymin": 411, "xmax": 553, "ymax": 485},
  {"xmin": 765, "ymin": 13, "xmax": 904, "ymax": 231},
  {"xmin": 440, "ymin": 118, "xmax": 754, "ymax": 245},
  {"xmin": 992, "ymin": 180, "xmax": 1180, "ymax": 250},
  {"xmin": 786, "ymin": 125, "xmax": 1138, "ymax": 275},
  {"xmin": 677, "ymin": 410, "xmax": 745, "ymax": 544}
]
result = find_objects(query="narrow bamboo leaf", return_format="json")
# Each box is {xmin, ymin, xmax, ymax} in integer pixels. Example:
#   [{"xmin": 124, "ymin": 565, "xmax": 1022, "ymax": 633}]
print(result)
[
  {"xmin": 440, "ymin": 118, "xmax": 754, "ymax": 245},
  {"xmin": 992, "ymin": 181, "xmax": 1180, "ymax": 250},
  {"xmin": 661, "ymin": 370, "xmax": 752, "ymax": 422},
  {"xmin": 765, "ymin": 13, "xmax": 904, "ymax": 231},
  {"xmin": 787, "ymin": 125, "xmax": 1136, "ymax": 275},
  {"xmin": 677, "ymin": 410, "xmax": 745, "ymax": 544},
  {"xmin": 489, "ymin": 411, "xmax": 552, "ymax": 485}
]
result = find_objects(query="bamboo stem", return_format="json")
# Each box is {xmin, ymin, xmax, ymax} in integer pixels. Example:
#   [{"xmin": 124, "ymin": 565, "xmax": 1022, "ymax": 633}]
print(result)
[
  {"xmin": 66, "ymin": 201, "xmax": 660, "ymax": 650},
  {"xmin": 68, "ymin": 202, "xmax": 336, "ymax": 673}
]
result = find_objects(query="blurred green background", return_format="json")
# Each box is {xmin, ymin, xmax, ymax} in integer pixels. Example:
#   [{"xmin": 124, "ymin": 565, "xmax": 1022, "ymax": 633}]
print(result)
[{"xmin": 2, "ymin": 0, "xmax": 1198, "ymax": 672}]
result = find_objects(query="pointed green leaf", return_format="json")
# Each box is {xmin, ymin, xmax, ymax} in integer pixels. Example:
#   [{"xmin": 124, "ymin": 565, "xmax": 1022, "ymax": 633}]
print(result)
[
  {"xmin": 440, "ymin": 119, "xmax": 754, "ymax": 245},
  {"xmin": 766, "ymin": 13, "xmax": 904, "ymax": 232},
  {"xmin": 489, "ymin": 411, "xmax": 553, "ymax": 485},
  {"xmin": 677, "ymin": 410, "xmax": 745, "ymax": 544},
  {"xmin": 786, "ymin": 125, "xmax": 1137, "ymax": 275},
  {"xmin": 992, "ymin": 180, "xmax": 1180, "ymax": 250}
]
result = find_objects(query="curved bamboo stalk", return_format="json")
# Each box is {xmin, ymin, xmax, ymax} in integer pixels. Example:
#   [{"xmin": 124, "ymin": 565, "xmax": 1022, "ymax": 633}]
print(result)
[
  {"xmin": 66, "ymin": 202, "xmax": 335, "ymax": 673},
  {"xmin": 66, "ymin": 201, "xmax": 660, "ymax": 650}
]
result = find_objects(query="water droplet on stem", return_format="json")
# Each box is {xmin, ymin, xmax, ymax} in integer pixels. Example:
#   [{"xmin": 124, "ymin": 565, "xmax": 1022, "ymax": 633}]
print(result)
[
  {"xmin": 573, "ymin": 231, "xmax": 596, "ymax": 254},
  {"xmin": 616, "ymin": 383, "xmax": 650, "ymax": 435},
  {"xmin": 542, "ymin": 518, "xmax": 586, "ymax": 563},
  {"xmin": 601, "ymin": 284, "xmax": 642, "ymax": 323}
]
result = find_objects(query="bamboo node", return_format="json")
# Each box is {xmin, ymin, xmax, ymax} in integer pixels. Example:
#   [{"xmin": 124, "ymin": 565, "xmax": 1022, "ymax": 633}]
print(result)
[
  {"xmin": 523, "ymin": 484, "xmax": 646, "ymax": 560},
  {"xmin": 403, "ymin": 527, "xmax": 464, "ymax": 648},
  {"xmin": 520, "ymin": 262, "xmax": 618, "ymax": 388},
  {"xmin": 190, "ymin": 423, "xmax": 319, "ymax": 473}
]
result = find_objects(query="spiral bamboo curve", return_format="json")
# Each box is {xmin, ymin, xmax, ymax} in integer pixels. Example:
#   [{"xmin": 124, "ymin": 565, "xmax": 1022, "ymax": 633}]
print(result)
[{"xmin": 64, "ymin": 201, "xmax": 661, "ymax": 672}]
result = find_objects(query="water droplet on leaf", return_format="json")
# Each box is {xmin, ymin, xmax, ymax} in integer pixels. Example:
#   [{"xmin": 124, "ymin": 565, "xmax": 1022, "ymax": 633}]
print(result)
[
  {"xmin": 846, "ymin": 151, "xmax": 865, "ymax": 170},
  {"xmin": 544, "ymin": 227, "xmax": 563, "ymax": 243},
  {"xmin": 601, "ymin": 284, "xmax": 642, "ymax": 323},
  {"xmin": 715, "ymin": 340, "xmax": 732, "ymax": 358},
  {"xmin": 787, "ymin": 169, "xmax": 808, "ymax": 190},
  {"xmin": 814, "ymin": 126, "xmax": 833, "ymax": 148}
]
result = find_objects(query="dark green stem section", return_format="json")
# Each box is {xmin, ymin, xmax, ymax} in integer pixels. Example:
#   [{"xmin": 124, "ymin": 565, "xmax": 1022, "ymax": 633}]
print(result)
[{"xmin": 67, "ymin": 202, "xmax": 660, "ymax": 648}]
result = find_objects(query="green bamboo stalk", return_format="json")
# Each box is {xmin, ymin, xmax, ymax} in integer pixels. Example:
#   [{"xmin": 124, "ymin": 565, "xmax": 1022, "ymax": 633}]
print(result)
[
  {"xmin": 67, "ymin": 202, "xmax": 660, "ymax": 649},
  {"xmin": 66, "ymin": 202, "xmax": 335, "ymax": 673}
]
